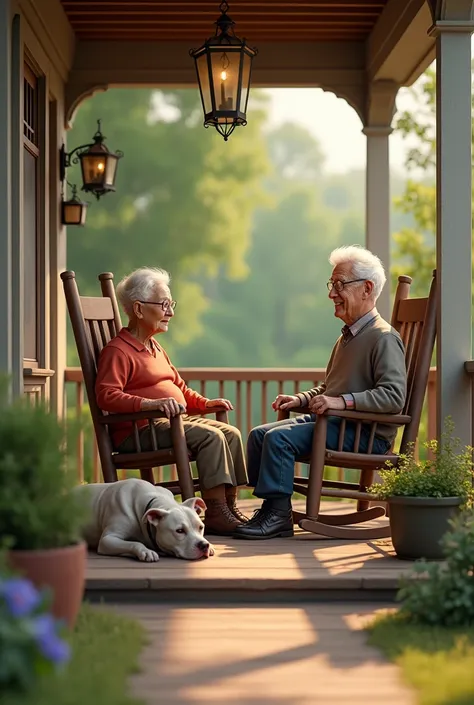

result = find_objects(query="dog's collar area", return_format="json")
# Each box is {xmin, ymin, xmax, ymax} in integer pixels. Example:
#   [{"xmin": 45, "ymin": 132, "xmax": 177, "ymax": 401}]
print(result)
[{"xmin": 143, "ymin": 497, "xmax": 173, "ymax": 557}]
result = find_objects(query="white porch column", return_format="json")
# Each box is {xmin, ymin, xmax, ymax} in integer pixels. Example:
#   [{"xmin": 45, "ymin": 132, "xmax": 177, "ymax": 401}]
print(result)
[
  {"xmin": 434, "ymin": 23, "xmax": 473, "ymax": 445},
  {"xmin": 0, "ymin": 2, "xmax": 12, "ymax": 383},
  {"xmin": 363, "ymin": 125, "xmax": 392, "ymax": 320}
]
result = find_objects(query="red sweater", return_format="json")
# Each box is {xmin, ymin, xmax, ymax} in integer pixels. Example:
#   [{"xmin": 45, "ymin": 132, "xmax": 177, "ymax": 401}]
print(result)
[{"xmin": 95, "ymin": 328, "xmax": 208, "ymax": 447}]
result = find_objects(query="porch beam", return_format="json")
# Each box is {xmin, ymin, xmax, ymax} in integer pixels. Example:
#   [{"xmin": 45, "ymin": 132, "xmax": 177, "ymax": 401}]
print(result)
[
  {"xmin": 65, "ymin": 39, "xmax": 366, "ymax": 125},
  {"xmin": 433, "ymin": 16, "xmax": 473, "ymax": 445},
  {"xmin": 367, "ymin": 0, "xmax": 435, "ymax": 85}
]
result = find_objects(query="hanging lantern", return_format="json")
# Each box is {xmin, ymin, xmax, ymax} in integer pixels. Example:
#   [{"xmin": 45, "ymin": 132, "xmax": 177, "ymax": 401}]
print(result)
[
  {"xmin": 190, "ymin": 1, "xmax": 257, "ymax": 141},
  {"xmin": 59, "ymin": 120, "xmax": 123, "ymax": 200},
  {"xmin": 61, "ymin": 184, "xmax": 88, "ymax": 226}
]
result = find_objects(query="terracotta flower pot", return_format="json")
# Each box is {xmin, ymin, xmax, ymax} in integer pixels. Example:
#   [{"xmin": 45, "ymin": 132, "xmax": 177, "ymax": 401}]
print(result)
[{"xmin": 8, "ymin": 541, "xmax": 87, "ymax": 629}]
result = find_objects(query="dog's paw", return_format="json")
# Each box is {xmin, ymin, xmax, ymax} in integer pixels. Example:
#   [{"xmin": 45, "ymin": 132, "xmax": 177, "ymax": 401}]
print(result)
[
  {"xmin": 136, "ymin": 547, "xmax": 160, "ymax": 562},
  {"xmin": 208, "ymin": 544, "xmax": 215, "ymax": 557}
]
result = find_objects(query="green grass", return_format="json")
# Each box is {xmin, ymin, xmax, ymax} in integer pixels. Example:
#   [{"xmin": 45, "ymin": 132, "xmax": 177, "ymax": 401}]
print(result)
[
  {"xmin": 4, "ymin": 604, "xmax": 146, "ymax": 705},
  {"xmin": 368, "ymin": 611, "xmax": 474, "ymax": 705}
]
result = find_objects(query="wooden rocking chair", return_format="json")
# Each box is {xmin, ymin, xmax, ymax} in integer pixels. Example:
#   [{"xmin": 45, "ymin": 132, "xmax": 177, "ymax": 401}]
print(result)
[
  {"xmin": 61, "ymin": 270, "xmax": 228, "ymax": 499},
  {"xmin": 278, "ymin": 272, "xmax": 437, "ymax": 539}
]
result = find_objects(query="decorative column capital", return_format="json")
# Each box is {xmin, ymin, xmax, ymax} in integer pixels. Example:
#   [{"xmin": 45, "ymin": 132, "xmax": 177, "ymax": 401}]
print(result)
[
  {"xmin": 362, "ymin": 125, "xmax": 393, "ymax": 138},
  {"xmin": 363, "ymin": 80, "xmax": 398, "ymax": 135},
  {"xmin": 428, "ymin": 0, "xmax": 474, "ymax": 23}
]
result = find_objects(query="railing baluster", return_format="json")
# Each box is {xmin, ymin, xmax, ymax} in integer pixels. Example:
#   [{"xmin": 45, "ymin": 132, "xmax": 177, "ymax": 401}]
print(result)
[
  {"xmin": 76, "ymin": 381, "xmax": 84, "ymax": 484},
  {"xmin": 427, "ymin": 375, "xmax": 436, "ymax": 460},
  {"xmin": 93, "ymin": 437, "xmax": 100, "ymax": 483},
  {"xmin": 219, "ymin": 380, "xmax": 224, "ymax": 400},
  {"xmin": 236, "ymin": 380, "xmax": 242, "ymax": 429},
  {"xmin": 261, "ymin": 381, "xmax": 267, "ymax": 424},
  {"xmin": 246, "ymin": 380, "xmax": 252, "ymax": 436}
]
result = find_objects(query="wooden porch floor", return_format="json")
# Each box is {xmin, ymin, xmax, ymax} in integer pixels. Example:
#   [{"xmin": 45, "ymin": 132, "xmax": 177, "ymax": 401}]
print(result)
[
  {"xmin": 85, "ymin": 501, "xmax": 414, "ymax": 603},
  {"xmin": 111, "ymin": 601, "xmax": 415, "ymax": 705}
]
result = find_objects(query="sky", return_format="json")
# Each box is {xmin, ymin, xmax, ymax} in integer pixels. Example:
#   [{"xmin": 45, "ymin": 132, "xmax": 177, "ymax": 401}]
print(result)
[
  {"xmin": 264, "ymin": 85, "xmax": 417, "ymax": 174},
  {"xmin": 262, "ymin": 33, "xmax": 474, "ymax": 175}
]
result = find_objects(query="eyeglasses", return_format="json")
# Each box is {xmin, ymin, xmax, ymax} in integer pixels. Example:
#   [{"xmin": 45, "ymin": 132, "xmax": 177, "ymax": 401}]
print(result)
[
  {"xmin": 139, "ymin": 299, "xmax": 177, "ymax": 311},
  {"xmin": 327, "ymin": 279, "xmax": 365, "ymax": 292}
]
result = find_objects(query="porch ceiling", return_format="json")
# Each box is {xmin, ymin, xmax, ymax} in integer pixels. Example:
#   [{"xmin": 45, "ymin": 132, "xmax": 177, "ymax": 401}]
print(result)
[{"xmin": 59, "ymin": 0, "xmax": 389, "ymax": 42}]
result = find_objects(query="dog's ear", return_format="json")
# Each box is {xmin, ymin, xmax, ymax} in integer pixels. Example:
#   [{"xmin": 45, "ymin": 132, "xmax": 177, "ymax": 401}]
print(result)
[
  {"xmin": 143, "ymin": 508, "xmax": 170, "ymax": 526},
  {"xmin": 182, "ymin": 497, "xmax": 207, "ymax": 515}
]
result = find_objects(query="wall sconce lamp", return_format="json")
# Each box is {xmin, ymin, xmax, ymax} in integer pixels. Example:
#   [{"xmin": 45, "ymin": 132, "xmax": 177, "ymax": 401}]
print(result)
[
  {"xmin": 59, "ymin": 119, "xmax": 123, "ymax": 201},
  {"xmin": 61, "ymin": 183, "xmax": 88, "ymax": 226}
]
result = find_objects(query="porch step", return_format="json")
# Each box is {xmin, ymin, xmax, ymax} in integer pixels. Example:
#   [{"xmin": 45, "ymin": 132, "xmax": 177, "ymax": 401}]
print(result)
[{"xmin": 85, "ymin": 503, "xmax": 411, "ymax": 604}]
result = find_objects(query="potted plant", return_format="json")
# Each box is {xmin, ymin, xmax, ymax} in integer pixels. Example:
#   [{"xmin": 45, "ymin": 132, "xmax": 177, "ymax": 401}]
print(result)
[
  {"xmin": 0, "ymin": 381, "xmax": 89, "ymax": 628},
  {"xmin": 369, "ymin": 420, "xmax": 474, "ymax": 560}
]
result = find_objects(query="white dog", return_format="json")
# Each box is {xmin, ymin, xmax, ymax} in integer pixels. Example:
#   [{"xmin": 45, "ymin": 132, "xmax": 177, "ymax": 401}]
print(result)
[{"xmin": 75, "ymin": 478, "xmax": 214, "ymax": 562}]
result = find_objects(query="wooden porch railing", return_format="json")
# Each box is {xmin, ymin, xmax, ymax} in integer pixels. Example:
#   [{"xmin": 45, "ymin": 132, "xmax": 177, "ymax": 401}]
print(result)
[{"xmin": 64, "ymin": 367, "xmax": 437, "ymax": 484}]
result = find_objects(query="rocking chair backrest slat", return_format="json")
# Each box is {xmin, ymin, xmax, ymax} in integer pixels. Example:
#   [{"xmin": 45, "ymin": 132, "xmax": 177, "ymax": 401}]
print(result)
[
  {"xmin": 61, "ymin": 270, "xmax": 123, "ymax": 481},
  {"xmin": 392, "ymin": 272, "xmax": 437, "ymax": 451}
]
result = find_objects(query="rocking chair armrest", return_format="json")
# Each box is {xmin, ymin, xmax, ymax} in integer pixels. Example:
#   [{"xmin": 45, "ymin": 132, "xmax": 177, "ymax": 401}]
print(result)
[
  {"xmin": 320, "ymin": 409, "xmax": 411, "ymax": 425},
  {"xmin": 98, "ymin": 408, "xmax": 183, "ymax": 424},
  {"xmin": 199, "ymin": 406, "xmax": 230, "ymax": 423},
  {"xmin": 277, "ymin": 405, "xmax": 410, "ymax": 426}
]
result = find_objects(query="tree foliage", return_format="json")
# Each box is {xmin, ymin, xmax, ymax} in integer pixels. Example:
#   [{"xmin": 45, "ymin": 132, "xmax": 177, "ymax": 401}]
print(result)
[
  {"xmin": 392, "ymin": 66, "xmax": 474, "ymax": 298},
  {"xmin": 67, "ymin": 88, "xmax": 270, "ymax": 347}
]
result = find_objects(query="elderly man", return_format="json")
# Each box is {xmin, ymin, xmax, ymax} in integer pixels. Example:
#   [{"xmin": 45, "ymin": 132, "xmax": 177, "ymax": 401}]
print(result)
[{"xmin": 234, "ymin": 245, "xmax": 406, "ymax": 540}]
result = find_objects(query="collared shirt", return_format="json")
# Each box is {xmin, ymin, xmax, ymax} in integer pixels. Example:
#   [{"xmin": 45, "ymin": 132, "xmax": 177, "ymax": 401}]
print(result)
[{"xmin": 341, "ymin": 308, "xmax": 379, "ymax": 408}]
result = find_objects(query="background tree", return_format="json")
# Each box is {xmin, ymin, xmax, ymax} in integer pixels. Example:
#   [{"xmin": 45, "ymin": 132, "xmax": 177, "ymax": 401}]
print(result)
[
  {"xmin": 391, "ymin": 66, "xmax": 474, "ymax": 298},
  {"xmin": 67, "ymin": 88, "xmax": 270, "ymax": 353}
]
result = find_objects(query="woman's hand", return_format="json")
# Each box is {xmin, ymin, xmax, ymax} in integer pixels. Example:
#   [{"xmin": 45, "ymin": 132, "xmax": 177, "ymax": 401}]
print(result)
[
  {"xmin": 308, "ymin": 395, "xmax": 345, "ymax": 415},
  {"xmin": 205, "ymin": 398, "xmax": 234, "ymax": 411},
  {"xmin": 272, "ymin": 394, "xmax": 301, "ymax": 411},
  {"xmin": 141, "ymin": 397, "xmax": 185, "ymax": 418}
]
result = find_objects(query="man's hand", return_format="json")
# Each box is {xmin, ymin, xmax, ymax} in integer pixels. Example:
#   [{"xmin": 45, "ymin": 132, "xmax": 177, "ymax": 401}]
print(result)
[
  {"xmin": 205, "ymin": 398, "xmax": 234, "ymax": 411},
  {"xmin": 141, "ymin": 397, "xmax": 185, "ymax": 418},
  {"xmin": 308, "ymin": 395, "xmax": 345, "ymax": 415},
  {"xmin": 272, "ymin": 394, "xmax": 301, "ymax": 411}
]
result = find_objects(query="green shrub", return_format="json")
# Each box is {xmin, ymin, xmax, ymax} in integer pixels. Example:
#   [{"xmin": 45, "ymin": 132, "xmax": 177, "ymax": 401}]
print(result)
[
  {"xmin": 369, "ymin": 419, "xmax": 474, "ymax": 503},
  {"xmin": 396, "ymin": 511, "xmax": 474, "ymax": 626},
  {"xmin": 0, "ymin": 381, "xmax": 89, "ymax": 550}
]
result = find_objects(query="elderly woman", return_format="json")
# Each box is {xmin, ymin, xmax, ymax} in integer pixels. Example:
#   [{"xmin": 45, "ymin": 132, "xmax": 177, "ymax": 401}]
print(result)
[{"xmin": 95, "ymin": 267, "xmax": 248, "ymax": 536}]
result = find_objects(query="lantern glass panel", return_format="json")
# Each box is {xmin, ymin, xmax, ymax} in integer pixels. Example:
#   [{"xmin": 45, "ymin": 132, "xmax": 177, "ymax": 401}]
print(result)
[
  {"xmin": 80, "ymin": 153, "xmax": 107, "ymax": 188},
  {"xmin": 196, "ymin": 52, "xmax": 212, "ymax": 114},
  {"xmin": 104, "ymin": 155, "xmax": 118, "ymax": 188},
  {"xmin": 66, "ymin": 204, "xmax": 81, "ymax": 224},
  {"xmin": 63, "ymin": 201, "xmax": 87, "ymax": 226},
  {"xmin": 240, "ymin": 51, "xmax": 252, "ymax": 114},
  {"xmin": 210, "ymin": 49, "xmax": 240, "ymax": 111}
]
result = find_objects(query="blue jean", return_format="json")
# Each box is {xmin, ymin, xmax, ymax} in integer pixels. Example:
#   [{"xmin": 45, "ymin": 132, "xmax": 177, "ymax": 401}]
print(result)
[{"xmin": 247, "ymin": 414, "xmax": 391, "ymax": 499}]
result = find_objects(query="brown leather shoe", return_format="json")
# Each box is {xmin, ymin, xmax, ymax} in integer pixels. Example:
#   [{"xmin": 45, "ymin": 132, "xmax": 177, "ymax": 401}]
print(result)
[
  {"xmin": 226, "ymin": 496, "xmax": 249, "ymax": 524},
  {"xmin": 204, "ymin": 499, "xmax": 242, "ymax": 536}
]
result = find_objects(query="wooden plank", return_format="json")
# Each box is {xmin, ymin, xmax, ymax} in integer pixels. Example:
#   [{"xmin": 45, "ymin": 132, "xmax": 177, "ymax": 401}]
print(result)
[{"xmin": 98, "ymin": 601, "xmax": 415, "ymax": 705}]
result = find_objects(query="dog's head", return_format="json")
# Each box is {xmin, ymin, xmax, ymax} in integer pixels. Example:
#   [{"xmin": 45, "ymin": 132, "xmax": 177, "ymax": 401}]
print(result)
[{"xmin": 143, "ymin": 497, "xmax": 213, "ymax": 560}]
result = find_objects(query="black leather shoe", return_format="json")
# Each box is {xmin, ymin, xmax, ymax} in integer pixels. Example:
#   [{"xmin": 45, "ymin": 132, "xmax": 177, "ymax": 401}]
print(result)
[{"xmin": 232, "ymin": 506, "xmax": 294, "ymax": 540}]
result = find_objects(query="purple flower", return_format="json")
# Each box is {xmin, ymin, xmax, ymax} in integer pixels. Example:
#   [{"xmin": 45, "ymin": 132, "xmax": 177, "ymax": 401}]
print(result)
[
  {"xmin": 29, "ymin": 614, "xmax": 71, "ymax": 665},
  {"xmin": 30, "ymin": 613, "xmax": 56, "ymax": 639},
  {"xmin": 37, "ymin": 633, "xmax": 71, "ymax": 665},
  {"xmin": 0, "ymin": 578, "xmax": 41, "ymax": 617}
]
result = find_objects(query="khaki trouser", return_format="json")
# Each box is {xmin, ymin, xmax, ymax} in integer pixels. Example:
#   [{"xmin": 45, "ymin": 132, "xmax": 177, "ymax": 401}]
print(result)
[{"xmin": 118, "ymin": 415, "xmax": 248, "ymax": 490}]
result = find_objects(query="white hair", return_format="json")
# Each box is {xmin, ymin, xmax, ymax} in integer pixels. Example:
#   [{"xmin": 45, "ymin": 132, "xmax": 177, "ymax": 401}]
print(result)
[
  {"xmin": 329, "ymin": 245, "xmax": 386, "ymax": 300},
  {"xmin": 116, "ymin": 267, "xmax": 171, "ymax": 316}
]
